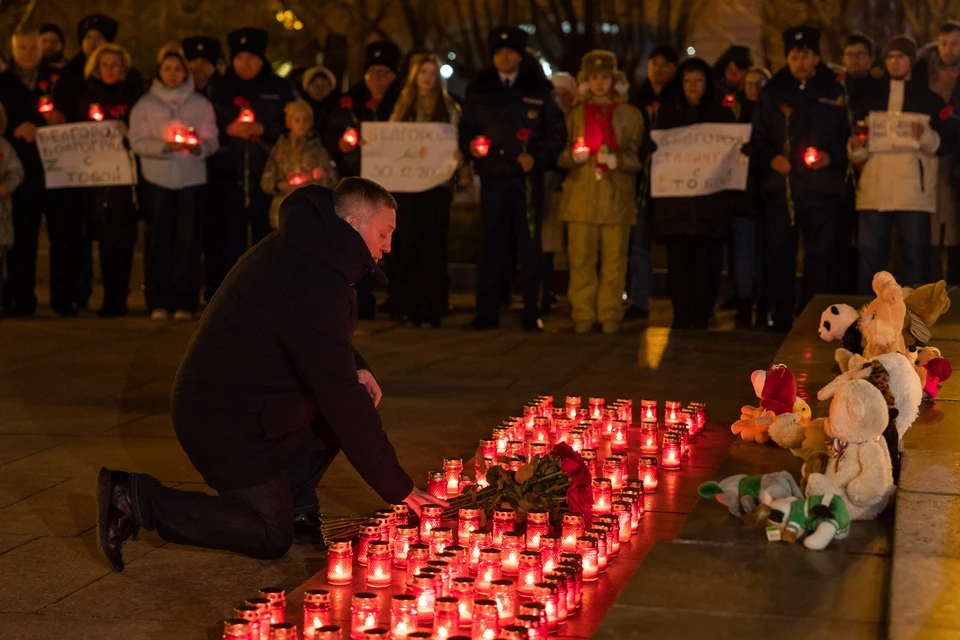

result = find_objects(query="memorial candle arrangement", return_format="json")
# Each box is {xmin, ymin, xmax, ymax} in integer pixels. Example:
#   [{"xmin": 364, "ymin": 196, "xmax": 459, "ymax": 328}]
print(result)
[
  {"xmin": 350, "ymin": 593, "xmax": 380, "ymax": 639},
  {"xmin": 389, "ymin": 594, "xmax": 418, "ymax": 638},
  {"xmin": 303, "ymin": 590, "xmax": 332, "ymax": 637}
]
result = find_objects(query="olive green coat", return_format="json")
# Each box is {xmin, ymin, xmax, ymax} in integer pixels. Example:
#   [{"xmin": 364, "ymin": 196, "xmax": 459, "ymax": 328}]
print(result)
[{"xmin": 556, "ymin": 97, "xmax": 645, "ymax": 225}]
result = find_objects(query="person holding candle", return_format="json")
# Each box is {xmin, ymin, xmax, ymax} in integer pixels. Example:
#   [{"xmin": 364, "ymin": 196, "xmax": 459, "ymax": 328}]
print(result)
[
  {"xmin": 128, "ymin": 44, "xmax": 219, "ymax": 322},
  {"xmin": 96, "ymin": 179, "xmax": 445, "ymax": 571},
  {"xmin": 204, "ymin": 27, "xmax": 295, "ymax": 302},
  {"xmin": 75, "ymin": 42, "xmax": 143, "ymax": 317},
  {"xmin": 459, "ymin": 26, "xmax": 567, "ymax": 332},
  {"xmin": 387, "ymin": 53, "xmax": 461, "ymax": 328},
  {"xmin": 556, "ymin": 50, "xmax": 643, "ymax": 334},
  {"xmin": 750, "ymin": 26, "xmax": 850, "ymax": 332},
  {"xmin": 850, "ymin": 35, "xmax": 952, "ymax": 293},
  {"xmin": 649, "ymin": 57, "xmax": 735, "ymax": 330},
  {"xmin": 0, "ymin": 28, "xmax": 81, "ymax": 318},
  {"xmin": 261, "ymin": 100, "xmax": 339, "ymax": 230},
  {"xmin": 323, "ymin": 40, "xmax": 402, "ymax": 320}
]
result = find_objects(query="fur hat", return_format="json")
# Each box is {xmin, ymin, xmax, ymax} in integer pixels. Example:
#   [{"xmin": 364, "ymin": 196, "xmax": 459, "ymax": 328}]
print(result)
[
  {"xmin": 303, "ymin": 65, "xmax": 336, "ymax": 93},
  {"xmin": 228, "ymin": 28, "xmax": 268, "ymax": 60},
  {"xmin": 488, "ymin": 27, "xmax": 527, "ymax": 58},
  {"xmin": 364, "ymin": 40, "xmax": 401, "ymax": 73},
  {"xmin": 40, "ymin": 23, "xmax": 65, "ymax": 45},
  {"xmin": 78, "ymin": 14, "xmax": 118, "ymax": 44},
  {"xmin": 783, "ymin": 25, "xmax": 821, "ymax": 55},
  {"xmin": 182, "ymin": 36, "xmax": 221, "ymax": 65},
  {"xmin": 576, "ymin": 50, "xmax": 628, "ymax": 97}
]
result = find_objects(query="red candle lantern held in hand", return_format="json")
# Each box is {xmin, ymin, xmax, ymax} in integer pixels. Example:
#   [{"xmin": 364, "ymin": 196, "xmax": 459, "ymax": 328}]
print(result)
[
  {"xmin": 573, "ymin": 137, "xmax": 590, "ymax": 157},
  {"xmin": 238, "ymin": 106, "xmax": 255, "ymax": 123},
  {"xmin": 803, "ymin": 146, "xmax": 821, "ymax": 167},
  {"xmin": 350, "ymin": 593, "xmax": 380, "ymax": 640},
  {"xmin": 327, "ymin": 540, "xmax": 353, "ymax": 585},
  {"xmin": 303, "ymin": 590, "xmax": 333, "ymax": 637},
  {"xmin": 88, "ymin": 103, "xmax": 105, "ymax": 121},
  {"xmin": 389, "ymin": 594, "xmax": 418, "ymax": 638},
  {"xmin": 342, "ymin": 126, "xmax": 359, "ymax": 147},
  {"xmin": 638, "ymin": 457, "xmax": 659, "ymax": 492},
  {"xmin": 366, "ymin": 541, "xmax": 393, "ymax": 588},
  {"xmin": 38, "ymin": 96, "xmax": 54, "ymax": 114},
  {"xmin": 433, "ymin": 597, "xmax": 460, "ymax": 639},
  {"xmin": 472, "ymin": 135, "xmax": 491, "ymax": 157}
]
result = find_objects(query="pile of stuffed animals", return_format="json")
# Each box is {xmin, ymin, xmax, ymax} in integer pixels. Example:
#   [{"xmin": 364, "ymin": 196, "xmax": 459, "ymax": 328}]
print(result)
[{"xmin": 701, "ymin": 272, "xmax": 952, "ymax": 551}]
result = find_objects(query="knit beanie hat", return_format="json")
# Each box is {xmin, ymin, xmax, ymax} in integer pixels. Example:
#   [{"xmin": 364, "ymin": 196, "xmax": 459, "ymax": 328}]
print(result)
[{"xmin": 884, "ymin": 35, "xmax": 918, "ymax": 67}]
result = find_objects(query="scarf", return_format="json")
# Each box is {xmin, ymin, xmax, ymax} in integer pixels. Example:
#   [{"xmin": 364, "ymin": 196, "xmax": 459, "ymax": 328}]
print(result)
[{"xmin": 583, "ymin": 102, "xmax": 619, "ymax": 155}]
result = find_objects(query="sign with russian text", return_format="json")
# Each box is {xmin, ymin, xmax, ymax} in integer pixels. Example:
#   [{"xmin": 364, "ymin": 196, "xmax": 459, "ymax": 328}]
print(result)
[
  {"xmin": 360, "ymin": 122, "xmax": 459, "ymax": 193},
  {"xmin": 36, "ymin": 121, "xmax": 136, "ymax": 189},
  {"xmin": 650, "ymin": 123, "xmax": 751, "ymax": 198}
]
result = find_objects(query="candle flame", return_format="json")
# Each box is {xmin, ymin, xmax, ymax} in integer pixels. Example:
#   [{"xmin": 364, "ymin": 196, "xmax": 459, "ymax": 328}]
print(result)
[
  {"xmin": 314, "ymin": 616, "xmax": 321, "ymax": 629},
  {"xmin": 482, "ymin": 630, "xmax": 496, "ymax": 640}
]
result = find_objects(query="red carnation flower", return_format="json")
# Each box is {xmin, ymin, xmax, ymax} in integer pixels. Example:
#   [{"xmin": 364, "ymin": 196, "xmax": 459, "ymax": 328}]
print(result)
[
  {"xmin": 779, "ymin": 103, "xmax": 794, "ymax": 115},
  {"xmin": 340, "ymin": 96, "xmax": 353, "ymax": 108},
  {"xmin": 50, "ymin": 74, "xmax": 60, "ymax": 83},
  {"xmin": 233, "ymin": 96, "xmax": 249, "ymax": 107},
  {"xmin": 366, "ymin": 97, "xmax": 381, "ymax": 110},
  {"xmin": 109, "ymin": 105, "xmax": 128, "ymax": 118},
  {"xmin": 38, "ymin": 80, "xmax": 49, "ymax": 90},
  {"xmin": 516, "ymin": 128, "xmax": 532, "ymax": 142},
  {"xmin": 941, "ymin": 105, "xmax": 955, "ymax": 121},
  {"xmin": 835, "ymin": 73, "xmax": 846, "ymax": 83}
]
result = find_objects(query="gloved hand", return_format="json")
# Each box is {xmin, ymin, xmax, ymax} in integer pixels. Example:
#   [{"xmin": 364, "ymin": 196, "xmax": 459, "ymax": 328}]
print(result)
[{"xmin": 596, "ymin": 153, "xmax": 618, "ymax": 170}]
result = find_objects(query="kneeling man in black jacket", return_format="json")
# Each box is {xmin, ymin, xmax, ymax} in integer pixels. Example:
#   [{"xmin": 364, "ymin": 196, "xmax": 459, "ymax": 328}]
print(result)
[{"xmin": 96, "ymin": 178, "xmax": 442, "ymax": 570}]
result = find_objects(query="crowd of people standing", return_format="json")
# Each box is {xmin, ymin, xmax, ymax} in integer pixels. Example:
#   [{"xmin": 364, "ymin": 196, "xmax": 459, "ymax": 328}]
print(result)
[{"xmin": 2, "ymin": 15, "xmax": 960, "ymax": 333}]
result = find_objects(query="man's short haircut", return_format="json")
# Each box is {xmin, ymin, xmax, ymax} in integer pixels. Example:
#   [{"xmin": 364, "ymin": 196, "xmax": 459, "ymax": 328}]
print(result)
[
  {"xmin": 941, "ymin": 20, "xmax": 960, "ymax": 35},
  {"xmin": 649, "ymin": 44, "xmax": 680, "ymax": 65},
  {"xmin": 844, "ymin": 32, "xmax": 875, "ymax": 57},
  {"xmin": 333, "ymin": 177, "xmax": 398, "ymax": 221}
]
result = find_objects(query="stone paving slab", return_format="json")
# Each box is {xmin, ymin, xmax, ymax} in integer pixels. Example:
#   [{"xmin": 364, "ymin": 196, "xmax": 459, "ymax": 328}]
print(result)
[
  {"xmin": 889, "ymin": 553, "xmax": 960, "ymax": 630},
  {"xmin": 0, "ymin": 613, "xmax": 181, "ymax": 640},
  {"xmin": 899, "ymin": 450, "xmax": 960, "ymax": 495}
]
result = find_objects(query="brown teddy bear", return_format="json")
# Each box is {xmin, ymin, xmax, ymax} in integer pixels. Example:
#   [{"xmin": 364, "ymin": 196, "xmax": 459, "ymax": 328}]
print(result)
[{"xmin": 902, "ymin": 281, "xmax": 951, "ymax": 351}]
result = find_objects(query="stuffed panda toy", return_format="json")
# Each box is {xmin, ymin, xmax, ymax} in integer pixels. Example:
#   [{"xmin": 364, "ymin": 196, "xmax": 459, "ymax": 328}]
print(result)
[{"xmin": 819, "ymin": 304, "xmax": 863, "ymax": 355}]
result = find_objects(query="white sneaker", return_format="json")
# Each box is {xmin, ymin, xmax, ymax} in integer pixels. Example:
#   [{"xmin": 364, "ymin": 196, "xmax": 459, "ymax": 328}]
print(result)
[
  {"xmin": 173, "ymin": 310, "xmax": 193, "ymax": 322},
  {"xmin": 150, "ymin": 309, "xmax": 170, "ymax": 321}
]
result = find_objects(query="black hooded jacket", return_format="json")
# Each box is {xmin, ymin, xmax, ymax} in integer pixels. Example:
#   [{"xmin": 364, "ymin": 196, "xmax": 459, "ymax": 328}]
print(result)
[
  {"xmin": 458, "ymin": 59, "xmax": 567, "ymax": 178},
  {"xmin": 650, "ymin": 58, "xmax": 736, "ymax": 240},
  {"xmin": 750, "ymin": 63, "xmax": 850, "ymax": 201},
  {"xmin": 171, "ymin": 186, "xmax": 413, "ymax": 500},
  {"xmin": 322, "ymin": 80, "xmax": 400, "ymax": 178}
]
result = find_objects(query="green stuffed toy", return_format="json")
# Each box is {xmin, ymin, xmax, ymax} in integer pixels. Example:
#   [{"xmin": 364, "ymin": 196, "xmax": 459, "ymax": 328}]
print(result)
[
  {"xmin": 698, "ymin": 471, "xmax": 802, "ymax": 518},
  {"xmin": 766, "ymin": 493, "xmax": 851, "ymax": 550}
]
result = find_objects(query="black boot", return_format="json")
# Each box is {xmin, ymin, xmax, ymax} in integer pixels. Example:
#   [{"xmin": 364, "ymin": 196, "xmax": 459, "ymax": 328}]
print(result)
[
  {"xmin": 735, "ymin": 298, "xmax": 753, "ymax": 329},
  {"xmin": 96, "ymin": 467, "xmax": 139, "ymax": 572}
]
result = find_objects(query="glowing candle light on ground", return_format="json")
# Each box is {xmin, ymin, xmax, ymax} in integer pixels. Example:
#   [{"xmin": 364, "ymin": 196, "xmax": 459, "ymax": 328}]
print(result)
[
  {"xmin": 350, "ymin": 593, "xmax": 380, "ymax": 640},
  {"xmin": 222, "ymin": 618, "xmax": 253, "ymax": 639},
  {"xmin": 390, "ymin": 594, "xmax": 418, "ymax": 638},
  {"xmin": 638, "ymin": 457, "xmax": 659, "ymax": 491},
  {"xmin": 451, "ymin": 577, "xmax": 476, "ymax": 627},
  {"xmin": 471, "ymin": 600, "xmax": 500, "ymax": 640},
  {"xmin": 516, "ymin": 551, "xmax": 542, "ymax": 597},
  {"xmin": 610, "ymin": 420, "xmax": 628, "ymax": 452},
  {"xmin": 476, "ymin": 548, "xmax": 502, "ymax": 594},
  {"xmin": 366, "ymin": 542, "xmax": 393, "ymax": 588},
  {"xmin": 500, "ymin": 532, "xmax": 524, "ymax": 575},
  {"xmin": 640, "ymin": 424, "xmax": 659, "ymax": 454},
  {"xmin": 433, "ymin": 597, "xmax": 460, "ymax": 638},
  {"xmin": 443, "ymin": 459, "xmax": 463, "ymax": 497},
  {"xmin": 592, "ymin": 477, "xmax": 613, "ymax": 514},
  {"xmin": 577, "ymin": 537, "xmax": 599, "ymax": 581},
  {"xmin": 561, "ymin": 514, "xmax": 583, "ymax": 552},
  {"xmin": 662, "ymin": 439, "xmax": 682, "ymax": 470},
  {"xmin": 303, "ymin": 590, "xmax": 332, "ymax": 637},
  {"xmin": 409, "ymin": 574, "xmax": 437, "ymax": 624},
  {"xmin": 490, "ymin": 579, "xmax": 518, "ymax": 625}
]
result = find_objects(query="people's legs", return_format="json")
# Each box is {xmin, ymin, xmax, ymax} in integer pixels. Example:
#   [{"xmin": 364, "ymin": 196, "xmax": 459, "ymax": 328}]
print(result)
[
  {"xmin": 210, "ymin": 178, "xmax": 247, "ymax": 298},
  {"xmin": 512, "ymin": 174, "xmax": 545, "ymax": 323},
  {"xmin": 598, "ymin": 224, "xmax": 630, "ymax": 326},
  {"xmin": 566, "ymin": 222, "xmax": 600, "ymax": 327},
  {"xmin": 5, "ymin": 184, "xmax": 44, "ymax": 314},
  {"xmin": 100, "ymin": 191, "xmax": 139, "ymax": 315},
  {"xmin": 142, "ymin": 182, "xmax": 175, "ymax": 313},
  {"xmin": 692, "ymin": 236, "xmax": 725, "ymax": 330},
  {"xmin": 201, "ymin": 181, "xmax": 223, "ymax": 303},
  {"xmin": 627, "ymin": 202, "xmax": 653, "ymax": 312},
  {"xmin": 947, "ymin": 246, "xmax": 960, "ymax": 285},
  {"xmin": 44, "ymin": 191, "xmax": 82, "ymax": 315},
  {"xmin": 421, "ymin": 187, "xmax": 452, "ymax": 325},
  {"xmin": 764, "ymin": 197, "xmax": 799, "ymax": 330},
  {"xmin": 291, "ymin": 446, "xmax": 341, "ymax": 516},
  {"xmin": 475, "ymin": 180, "xmax": 516, "ymax": 325},
  {"xmin": 857, "ymin": 209, "xmax": 893, "ymax": 294},
  {"xmin": 664, "ymin": 236, "xmax": 693, "ymax": 329},
  {"xmin": 131, "ymin": 472, "xmax": 296, "ymax": 560},
  {"xmin": 798, "ymin": 199, "xmax": 840, "ymax": 309},
  {"xmin": 894, "ymin": 210, "xmax": 932, "ymax": 288},
  {"xmin": 172, "ymin": 186, "xmax": 204, "ymax": 313},
  {"xmin": 390, "ymin": 193, "xmax": 418, "ymax": 321},
  {"xmin": 731, "ymin": 216, "xmax": 757, "ymax": 301},
  {"xmin": 248, "ymin": 187, "xmax": 273, "ymax": 247}
]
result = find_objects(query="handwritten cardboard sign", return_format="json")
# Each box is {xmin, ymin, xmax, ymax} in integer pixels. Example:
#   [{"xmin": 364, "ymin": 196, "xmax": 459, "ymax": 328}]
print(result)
[
  {"xmin": 360, "ymin": 122, "xmax": 459, "ymax": 193},
  {"xmin": 650, "ymin": 123, "xmax": 751, "ymax": 198},
  {"xmin": 36, "ymin": 121, "xmax": 136, "ymax": 189}
]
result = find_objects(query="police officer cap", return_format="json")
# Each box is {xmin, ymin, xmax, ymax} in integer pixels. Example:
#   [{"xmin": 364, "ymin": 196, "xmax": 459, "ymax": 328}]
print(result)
[
  {"xmin": 228, "ymin": 28, "xmax": 268, "ymax": 60},
  {"xmin": 364, "ymin": 41, "xmax": 401, "ymax": 73},
  {"xmin": 783, "ymin": 26, "xmax": 821, "ymax": 55},
  {"xmin": 78, "ymin": 14, "xmax": 118, "ymax": 44},
  {"xmin": 183, "ymin": 36, "xmax": 221, "ymax": 64},
  {"xmin": 488, "ymin": 27, "xmax": 528, "ymax": 58}
]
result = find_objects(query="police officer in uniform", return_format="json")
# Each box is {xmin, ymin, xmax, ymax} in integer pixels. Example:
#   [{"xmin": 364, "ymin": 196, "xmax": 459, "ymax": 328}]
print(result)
[
  {"xmin": 182, "ymin": 36, "xmax": 222, "ymax": 99},
  {"xmin": 459, "ymin": 27, "xmax": 566, "ymax": 331},
  {"xmin": 323, "ymin": 41, "xmax": 402, "ymax": 319},
  {"xmin": 205, "ymin": 28, "xmax": 295, "ymax": 301},
  {"xmin": 751, "ymin": 26, "xmax": 850, "ymax": 331}
]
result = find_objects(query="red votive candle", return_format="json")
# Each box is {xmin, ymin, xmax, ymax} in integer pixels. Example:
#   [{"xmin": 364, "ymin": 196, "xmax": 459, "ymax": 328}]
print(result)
[
  {"xmin": 431, "ymin": 527, "xmax": 454, "ymax": 557},
  {"xmin": 341, "ymin": 126, "xmax": 358, "ymax": 146},
  {"xmin": 517, "ymin": 614, "xmax": 545, "ymax": 640},
  {"xmin": 638, "ymin": 457, "xmax": 659, "ymax": 491},
  {"xmin": 539, "ymin": 534, "xmax": 560, "ymax": 574},
  {"xmin": 366, "ymin": 541, "xmax": 393, "ymax": 588},
  {"xmin": 532, "ymin": 583, "xmax": 559, "ymax": 632},
  {"xmin": 580, "ymin": 448, "xmax": 597, "ymax": 479},
  {"xmin": 602, "ymin": 408, "xmax": 617, "ymax": 438},
  {"xmin": 357, "ymin": 523, "xmax": 381, "ymax": 566},
  {"xmin": 531, "ymin": 417, "xmax": 551, "ymax": 446},
  {"xmin": 492, "ymin": 508, "xmax": 515, "ymax": 547},
  {"xmin": 528, "ymin": 442, "xmax": 549, "ymax": 460},
  {"xmin": 617, "ymin": 398, "xmax": 633, "ymax": 423},
  {"xmin": 573, "ymin": 137, "xmax": 589, "ymax": 157},
  {"xmin": 433, "ymin": 597, "xmax": 460, "ymax": 639},
  {"xmin": 426, "ymin": 560, "xmax": 452, "ymax": 597},
  {"xmin": 472, "ymin": 600, "xmax": 500, "ymax": 640},
  {"xmin": 610, "ymin": 420, "xmax": 628, "ymax": 452},
  {"xmin": 640, "ymin": 423, "xmax": 659, "ymax": 454},
  {"xmin": 568, "ymin": 431, "xmax": 584, "ymax": 453},
  {"xmin": 394, "ymin": 524, "xmax": 419, "ymax": 568},
  {"xmin": 592, "ymin": 477, "xmax": 613, "ymax": 514},
  {"xmin": 443, "ymin": 459, "xmax": 464, "ymax": 497},
  {"xmin": 451, "ymin": 576, "xmax": 476, "ymax": 627},
  {"xmin": 259, "ymin": 587, "xmax": 286, "ymax": 625},
  {"xmin": 270, "ymin": 623, "xmax": 298, "ymax": 639},
  {"xmin": 303, "ymin": 590, "xmax": 332, "ymax": 636},
  {"xmin": 553, "ymin": 567, "xmax": 578, "ymax": 614},
  {"xmin": 525, "ymin": 510, "xmax": 550, "ymax": 551},
  {"xmin": 476, "ymin": 548, "xmax": 502, "ymax": 594},
  {"xmin": 350, "ymin": 593, "xmax": 380, "ymax": 640},
  {"xmin": 409, "ymin": 574, "xmax": 437, "ymax": 624},
  {"xmin": 613, "ymin": 452, "xmax": 630, "ymax": 484},
  {"xmin": 501, "ymin": 531, "xmax": 525, "ymax": 575},
  {"xmin": 641, "ymin": 399, "xmax": 657, "ymax": 423},
  {"xmin": 589, "ymin": 397, "xmax": 605, "ymax": 421},
  {"xmin": 524, "ymin": 404, "xmax": 538, "ymax": 432},
  {"xmin": 561, "ymin": 514, "xmax": 584, "ymax": 552},
  {"xmin": 443, "ymin": 546, "xmax": 468, "ymax": 579},
  {"xmin": 576, "ymin": 537, "xmax": 599, "ymax": 581},
  {"xmin": 803, "ymin": 146, "xmax": 820, "ymax": 167},
  {"xmin": 233, "ymin": 607, "xmax": 260, "ymax": 640},
  {"xmin": 473, "ymin": 135, "xmax": 491, "ymax": 157},
  {"xmin": 542, "ymin": 574, "xmax": 568, "ymax": 623},
  {"xmin": 458, "ymin": 508, "xmax": 481, "ymax": 546},
  {"xmin": 420, "ymin": 504, "xmax": 443, "ymax": 539},
  {"xmin": 664, "ymin": 401, "xmax": 681, "ymax": 425},
  {"xmin": 479, "ymin": 439, "xmax": 497, "ymax": 461},
  {"xmin": 602, "ymin": 459, "xmax": 623, "ymax": 492},
  {"xmin": 315, "ymin": 627, "xmax": 342, "ymax": 640},
  {"xmin": 239, "ymin": 106, "xmax": 255, "ymax": 123},
  {"xmin": 517, "ymin": 551, "xmax": 542, "ymax": 597},
  {"xmin": 427, "ymin": 471, "xmax": 447, "ymax": 500},
  {"xmin": 88, "ymin": 103, "xmax": 104, "ymax": 121},
  {"xmin": 405, "ymin": 543, "xmax": 431, "ymax": 586},
  {"xmin": 38, "ymin": 96, "xmax": 53, "ymax": 114},
  {"xmin": 520, "ymin": 602, "xmax": 548, "ymax": 632},
  {"xmin": 586, "ymin": 529, "xmax": 608, "ymax": 571},
  {"xmin": 661, "ymin": 437, "xmax": 682, "ymax": 470},
  {"xmin": 392, "ymin": 503, "xmax": 410, "ymax": 527},
  {"xmin": 468, "ymin": 531, "xmax": 491, "ymax": 573},
  {"xmin": 565, "ymin": 396, "xmax": 581, "ymax": 420},
  {"xmin": 389, "ymin": 594, "xmax": 418, "ymax": 638},
  {"xmin": 372, "ymin": 510, "xmax": 395, "ymax": 542},
  {"xmin": 245, "ymin": 598, "xmax": 272, "ymax": 640},
  {"xmin": 490, "ymin": 579, "xmax": 518, "ymax": 625},
  {"xmin": 222, "ymin": 618, "xmax": 252, "ymax": 639}
]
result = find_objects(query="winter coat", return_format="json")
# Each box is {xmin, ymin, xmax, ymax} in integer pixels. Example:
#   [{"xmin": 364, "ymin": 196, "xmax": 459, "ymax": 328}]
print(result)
[
  {"xmin": 306, "ymin": 89, "xmax": 341, "ymax": 135},
  {"xmin": 323, "ymin": 81, "xmax": 401, "ymax": 178},
  {"xmin": 458, "ymin": 60, "xmax": 567, "ymax": 178},
  {"xmin": 750, "ymin": 64, "xmax": 850, "ymax": 203},
  {"xmin": 76, "ymin": 76, "xmax": 142, "ymax": 241},
  {"xmin": 128, "ymin": 78, "xmax": 219, "ymax": 190},
  {"xmin": 171, "ymin": 185, "xmax": 414, "ymax": 500},
  {"xmin": 55, "ymin": 53, "xmax": 144, "ymax": 123},
  {"xmin": 650, "ymin": 58, "xmax": 737, "ymax": 241},
  {"xmin": 207, "ymin": 66, "xmax": 296, "ymax": 182},
  {"xmin": 0, "ymin": 137, "xmax": 23, "ymax": 249},
  {"xmin": 849, "ymin": 77, "xmax": 948, "ymax": 214},
  {"xmin": 731, "ymin": 95, "xmax": 763, "ymax": 219},
  {"xmin": 260, "ymin": 130, "xmax": 339, "ymax": 228},
  {"xmin": 0, "ymin": 66, "xmax": 56, "ymax": 191},
  {"xmin": 556, "ymin": 93, "xmax": 644, "ymax": 225}
]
